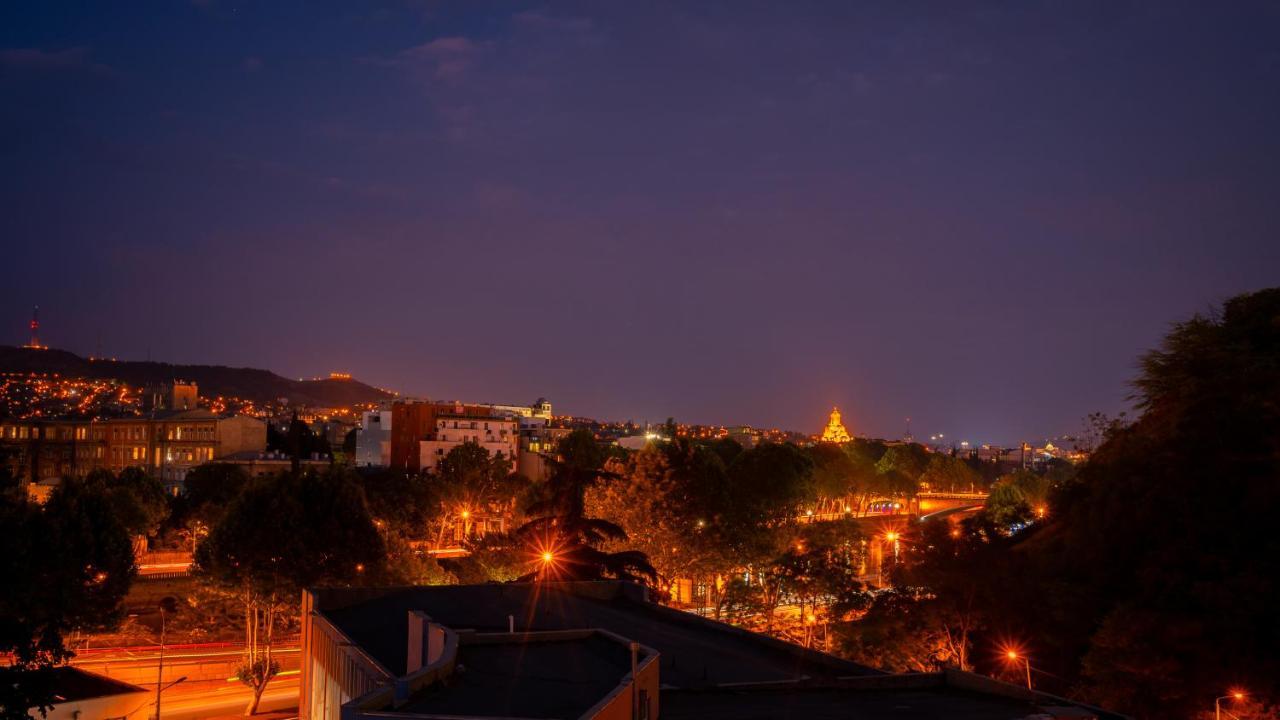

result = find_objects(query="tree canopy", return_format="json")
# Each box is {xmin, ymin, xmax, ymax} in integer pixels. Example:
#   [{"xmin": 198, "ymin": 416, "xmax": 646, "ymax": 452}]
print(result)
[{"xmin": 0, "ymin": 480, "xmax": 135, "ymax": 719}]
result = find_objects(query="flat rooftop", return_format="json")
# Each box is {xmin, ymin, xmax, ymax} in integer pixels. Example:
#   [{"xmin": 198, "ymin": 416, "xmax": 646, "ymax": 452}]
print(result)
[
  {"xmin": 50, "ymin": 666, "xmax": 146, "ymax": 702},
  {"xmin": 315, "ymin": 582, "xmax": 877, "ymax": 688},
  {"xmin": 400, "ymin": 633, "xmax": 632, "ymax": 718}
]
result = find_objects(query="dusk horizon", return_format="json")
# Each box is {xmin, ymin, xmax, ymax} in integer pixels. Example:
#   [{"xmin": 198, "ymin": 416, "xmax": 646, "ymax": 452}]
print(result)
[
  {"xmin": 5, "ymin": 2, "xmax": 1277, "ymax": 446},
  {"xmin": 3, "ymin": 6, "xmax": 1279, "ymax": 719}
]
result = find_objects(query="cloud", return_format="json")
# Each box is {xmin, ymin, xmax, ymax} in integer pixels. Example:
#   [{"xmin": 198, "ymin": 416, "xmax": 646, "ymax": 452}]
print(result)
[
  {"xmin": 0, "ymin": 47, "xmax": 109, "ymax": 74},
  {"xmin": 395, "ymin": 36, "xmax": 484, "ymax": 79}
]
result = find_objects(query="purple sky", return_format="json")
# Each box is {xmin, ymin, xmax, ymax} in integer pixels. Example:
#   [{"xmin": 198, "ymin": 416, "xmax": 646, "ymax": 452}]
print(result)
[{"xmin": 2, "ymin": 1, "xmax": 1277, "ymax": 443}]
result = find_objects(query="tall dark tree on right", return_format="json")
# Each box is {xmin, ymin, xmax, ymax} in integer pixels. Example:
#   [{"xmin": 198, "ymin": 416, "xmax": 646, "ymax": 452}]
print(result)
[{"xmin": 1046, "ymin": 288, "xmax": 1280, "ymax": 717}]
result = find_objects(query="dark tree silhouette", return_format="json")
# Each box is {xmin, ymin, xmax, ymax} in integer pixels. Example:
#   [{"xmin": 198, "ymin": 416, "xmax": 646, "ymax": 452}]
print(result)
[
  {"xmin": 510, "ymin": 430, "xmax": 655, "ymax": 583},
  {"xmin": 0, "ymin": 480, "xmax": 135, "ymax": 719}
]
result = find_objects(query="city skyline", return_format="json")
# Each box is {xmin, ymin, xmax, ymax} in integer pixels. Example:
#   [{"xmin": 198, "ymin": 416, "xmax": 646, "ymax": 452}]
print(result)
[{"xmin": 4, "ymin": 1, "xmax": 1278, "ymax": 444}]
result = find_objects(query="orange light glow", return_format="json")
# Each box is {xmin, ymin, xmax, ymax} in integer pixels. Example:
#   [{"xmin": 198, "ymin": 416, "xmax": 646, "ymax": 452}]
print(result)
[{"xmin": 541, "ymin": 551, "xmax": 554, "ymax": 563}]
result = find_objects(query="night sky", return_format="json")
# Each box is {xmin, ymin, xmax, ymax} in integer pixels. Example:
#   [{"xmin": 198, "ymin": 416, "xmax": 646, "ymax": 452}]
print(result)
[{"xmin": 2, "ymin": 2, "xmax": 1278, "ymax": 443}]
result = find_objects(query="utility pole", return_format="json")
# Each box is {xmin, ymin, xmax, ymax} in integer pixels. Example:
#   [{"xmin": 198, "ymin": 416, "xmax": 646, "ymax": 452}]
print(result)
[{"xmin": 154, "ymin": 603, "xmax": 166, "ymax": 720}]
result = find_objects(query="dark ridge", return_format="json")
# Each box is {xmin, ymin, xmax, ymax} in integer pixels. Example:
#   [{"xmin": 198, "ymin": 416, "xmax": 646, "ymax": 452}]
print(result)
[{"xmin": 0, "ymin": 345, "xmax": 394, "ymax": 407}]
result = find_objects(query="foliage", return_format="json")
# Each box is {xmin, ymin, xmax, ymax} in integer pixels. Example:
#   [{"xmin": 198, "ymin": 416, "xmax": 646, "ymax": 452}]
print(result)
[
  {"xmin": 917, "ymin": 455, "xmax": 982, "ymax": 493},
  {"xmin": 181, "ymin": 462, "xmax": 250, "ymax": 526},
  {"xmin": 435, "ymin": 442, "xmax": 527, "ymax": 520},
  {"xmin": 839, "ymin": 516, "xmax": 1006, "ymax": 673},
  {"xmin": 0, "ymin": 481, "xmax": 135, "ymax": 719},
  {"xmin": 358, "ymin": 467, "xmax": 437, "ymax": 537},
  {"xmin": 874, "ymin": 444, "xmax": 929, "ymax": 482},
  {"xmin": 841, "ymin": 289, "xmax": 1280, "ymax": 717},
  {"xmin": 587, "ymin": 442, "xmax": 726, "ymax": 597},
  {"xmin": 194, "ymin": 467, "xmax": 385, "ymax": 713},
  {"xmin": 507, "ymin": 430, "xmax": 655, "ymax": 583},
  {"xmin": 806, "ymin": 443, "xmax": 858, "ymax": 501},
  {"xmin": 81, "ymin": 467, "xmax": 169, "ymax": 538},
  {"xmin": 556, "ymin": 428, "xmax": 607, "ymax": 470}
]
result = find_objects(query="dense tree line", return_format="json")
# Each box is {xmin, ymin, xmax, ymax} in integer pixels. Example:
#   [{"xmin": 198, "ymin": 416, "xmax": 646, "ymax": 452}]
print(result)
[{"xmin": 841, "ymin": 288, "xmax": 1280, "ymax": 719}]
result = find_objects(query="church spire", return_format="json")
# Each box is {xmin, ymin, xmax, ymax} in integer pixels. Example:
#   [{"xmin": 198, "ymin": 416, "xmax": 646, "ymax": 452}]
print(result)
[{"xmin": 821, "ymin": 406, "xmax": 851, "ymax": 443}]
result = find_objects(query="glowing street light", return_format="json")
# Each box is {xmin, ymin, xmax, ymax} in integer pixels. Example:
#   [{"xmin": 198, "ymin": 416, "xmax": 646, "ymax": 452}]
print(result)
[
  {"xmin": 541, "ymin": 551, "xmax": 554, "ymax": 563},
  {"xmin": 1215, "ymin": 690, "xmax": 1245, "ymax": 720},
  {"xmin": 1004, "ymin": 648, "xmax": 1033, "ymax": 690}
]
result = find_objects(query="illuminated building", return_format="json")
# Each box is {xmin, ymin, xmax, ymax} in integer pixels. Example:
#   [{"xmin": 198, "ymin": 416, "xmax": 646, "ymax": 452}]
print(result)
[
  {"xmin": 727, "ymin": 425, "xmax": 761, "ymax": 448},
  {"xmin": 389, "ymin": 398, "xmax": 548, "ymax": 472},
  {"xmin": 419, "ymin": 413, "xmax": 517, "ymax": 473},
  {"xmin": 355, "ymin": 407, "xmax": 393, "ymax": 467},
  {"xmin": 143, "ymin": 380, "xmax": 198, "ymax": 411},
  {"xmin": 0, "ymin": 419, "xmax": 104, "ymax": 492},
  {"xmin": 389, "ymin": 401, "xmax": 496, "ymax": 472},
  {"xmin": 820, "ymin": 406, "xmax": 852, "ymax": 443}
]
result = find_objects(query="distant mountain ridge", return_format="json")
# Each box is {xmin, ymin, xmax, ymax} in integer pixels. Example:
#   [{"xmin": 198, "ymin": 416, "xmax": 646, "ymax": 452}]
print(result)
[{"xmin": 0, "ymin": 345, "xmax": 395, "ymax": 408}]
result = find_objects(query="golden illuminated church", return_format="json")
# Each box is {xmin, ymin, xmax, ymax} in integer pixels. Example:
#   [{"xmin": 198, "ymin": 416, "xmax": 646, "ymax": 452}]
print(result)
[{"xmin": 820, "ymin": 406, "xmax": 851, "ymax": 443}]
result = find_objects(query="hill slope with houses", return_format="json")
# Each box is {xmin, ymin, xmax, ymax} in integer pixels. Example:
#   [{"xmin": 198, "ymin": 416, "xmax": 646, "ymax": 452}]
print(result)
[{"xmin": 0, "ymin": 345, "xmax": 394, "ymax": 408}]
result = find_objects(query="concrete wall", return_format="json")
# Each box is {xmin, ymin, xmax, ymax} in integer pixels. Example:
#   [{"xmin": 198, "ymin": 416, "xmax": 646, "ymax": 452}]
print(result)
[
  {"xmin": 300, "ymin": 590, "xmax": 395, "ymax": 720},
  {"xmin": 216, "ymin": 416, "xmax": 268, "ymax": 457},
  {"xmin": 355, "ymin": 411, "xmax": 392, "ymax": 467}
]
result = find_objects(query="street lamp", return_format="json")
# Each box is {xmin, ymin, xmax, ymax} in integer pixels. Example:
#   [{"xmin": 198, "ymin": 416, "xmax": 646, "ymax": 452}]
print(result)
[
  {"xmin": 1215, "ymin": 690, "xmax": 1245, "ymax": 720},
  {"xmin": 154, "ymin": 598, "xmax": 179, "ymax": 720},
  {"xmin": 1004, "ymin": 649, "xmax": 1033, "ymax": 691}
]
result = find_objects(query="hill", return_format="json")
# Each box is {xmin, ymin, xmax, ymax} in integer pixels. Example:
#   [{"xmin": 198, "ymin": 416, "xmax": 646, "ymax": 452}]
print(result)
[{"xmin": 0, "ymin": 345, "xmax": 395, "ymax": 407}]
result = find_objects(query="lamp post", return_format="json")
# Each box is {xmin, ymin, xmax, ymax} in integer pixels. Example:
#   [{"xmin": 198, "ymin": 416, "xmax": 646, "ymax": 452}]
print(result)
[
  {"xmin": 154, "ymin": 597, "xmax": 178, "ymax": 719},
  {"xmin": 1005, "ymin": 650, "xmax": 1032, "ymax": 691},
  {"xmin": 1215, "ymin": 691, "xmax": 1245, "ymax": 720}
]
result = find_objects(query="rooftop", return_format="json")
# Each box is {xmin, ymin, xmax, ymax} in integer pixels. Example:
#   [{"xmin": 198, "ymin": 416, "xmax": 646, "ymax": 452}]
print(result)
[
  {"xmin": 400, "ymin": 632, "xmax": 635, "ymax": 718},
  {"xmin": 307, "ymin": 582, "xmax": 1128, "ymax": 720},
  {"xmin": 316, "ymin": 582, "xmax": 875, "ymax": 686},
  {"xmin": 49, "ymin": 666, "xmax": 146, "ymax": 703}
]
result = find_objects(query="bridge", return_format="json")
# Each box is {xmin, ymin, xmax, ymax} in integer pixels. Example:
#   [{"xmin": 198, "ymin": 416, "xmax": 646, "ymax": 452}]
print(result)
[{"xmin": 914, "ymin": 491, "xmax": 988, "ymax": 516}]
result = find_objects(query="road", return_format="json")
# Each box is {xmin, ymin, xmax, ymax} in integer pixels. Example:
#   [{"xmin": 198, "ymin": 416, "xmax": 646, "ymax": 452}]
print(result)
[
  {"xmin": 71, "ymin": 643, "xmax": 300, "ymax": 719},
  {"xmin": 148, "ymin": 675, "xmax": 298, "ymax": 719}
]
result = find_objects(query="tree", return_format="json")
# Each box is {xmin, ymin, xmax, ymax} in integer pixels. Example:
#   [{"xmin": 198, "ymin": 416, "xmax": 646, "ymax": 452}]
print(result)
[
  {"xmin": 556, "ymin": 428, "xmax": 607, "ymax": 470},
  {"xmin": 0, "ymin": 481, "xmax": 135, "ymax": 719},
  {"xmin": 433, "ymin": 442, "xmax": 527, "ymax": 546},
  {"xmin": 982, "ymin": 481, "xmax": 1032, "ymax": 528},
  {"xmin": 918, "ymin": 455, "xmax": 981, "ymax": 493},
  {"xmin": 194, "ymin": 468, "xmax": 385, "ymax": 714},
  {"xmin": 724, "ymin": 442, "xmax": 814, "ymax": 531},
  {"xmin": 838, "ymin": 516, "xmax": 1002, "ymax": 673},
  {"xmin": 81, "ymin": 467, "xmax": 169, "ymax": 540},
  {"xmin": 772, "ymin": 537, "xmax": 868, "ymax": 649},
  {"xmin": 358, "ymin": 467, "xmax": 437, "ymax": 537},
  {"xmin": 507, "ymin": 430, "xmax": 655, "ymax": 583},
  {"xmin": 587, "ymin": 442, "xmax": 722, "ymax": 599},
  {"xmin": 806, "ymin": 443, "xmax": 857, "ymax": 512},
  {"xmin": 856, "ymin": 288, "xmax": 1280, "ymax": 717},
  {"xmin": 874, "ymin": 443, "xmax": 929, "ymax": 482},
  {"xmin": 184, "ymin": 463, "xmax": 251, "ymax": 514}
]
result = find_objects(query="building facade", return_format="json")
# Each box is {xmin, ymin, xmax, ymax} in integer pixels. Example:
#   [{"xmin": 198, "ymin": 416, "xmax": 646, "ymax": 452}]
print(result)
[
  {"xmin": 419, "ymin": 414, "xmax": 517, "ymax": 474},
  {"xmin": 354, "ymin": 408, "xmax": 393, "ymax": 467},
  {"xmin": 103, "ymin": 410, "xmax": 267, "ymax": 490},
  {"xmin": 0, "ymin": 419, "xmax": 104, "ymax": 485}
]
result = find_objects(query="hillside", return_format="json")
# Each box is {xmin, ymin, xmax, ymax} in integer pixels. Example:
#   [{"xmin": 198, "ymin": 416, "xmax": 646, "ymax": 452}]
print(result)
[{"xmin": 0, "ymin": 345, "xmax": 395, "ymax": 407}]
